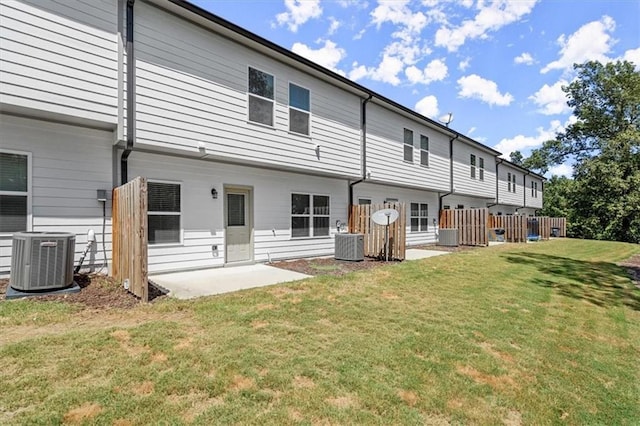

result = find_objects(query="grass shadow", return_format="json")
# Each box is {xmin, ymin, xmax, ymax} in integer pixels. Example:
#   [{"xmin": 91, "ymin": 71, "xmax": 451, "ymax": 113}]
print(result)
[{"xmin": 501, "ymin": 252, "xmax": 640, "ymax": 311}]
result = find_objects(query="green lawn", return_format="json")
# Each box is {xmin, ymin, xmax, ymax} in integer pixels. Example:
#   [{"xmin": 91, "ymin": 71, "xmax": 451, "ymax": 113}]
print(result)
[{"xmin": 1, "ymin": 239, "xmax": 639, "ymax": 425}]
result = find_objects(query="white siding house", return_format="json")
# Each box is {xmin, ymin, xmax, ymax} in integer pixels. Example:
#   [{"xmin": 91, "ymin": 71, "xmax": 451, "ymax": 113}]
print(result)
[
  {"xmin": 0, "ymin": 0, "xmax": 546, "ymax": 277},
  {"xmin": 489, "ymin": 160, "xmax": 545, "ymax": 216}
]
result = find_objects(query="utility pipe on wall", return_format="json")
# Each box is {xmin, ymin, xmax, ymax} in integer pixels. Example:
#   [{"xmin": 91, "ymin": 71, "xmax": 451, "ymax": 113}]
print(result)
[
  {"xmin": 121, "ymin": 0, "xmax": 135, "ymax": 185},
  {"xmin": 348, "ymin": 94, "xmax": 373, "ymax": 206},
  {"xmin": 438, "ymin": 132, "xmax": 459, "ymax": 212}
]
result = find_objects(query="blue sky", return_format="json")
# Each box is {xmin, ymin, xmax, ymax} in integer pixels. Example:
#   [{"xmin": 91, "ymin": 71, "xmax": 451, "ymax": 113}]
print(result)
[{"xmin": 190, "ymin": 0, "xmax": 640, "ymax": 176}]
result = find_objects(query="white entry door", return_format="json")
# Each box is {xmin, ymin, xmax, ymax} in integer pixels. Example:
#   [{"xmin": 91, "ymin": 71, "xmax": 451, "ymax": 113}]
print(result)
[{"xmin": 225, "ymin": 188, "xmax": 252, "ymax": 263}]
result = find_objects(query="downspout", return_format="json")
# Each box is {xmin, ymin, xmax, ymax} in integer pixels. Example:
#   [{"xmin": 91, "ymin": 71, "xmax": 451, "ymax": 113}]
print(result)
[
  {"xmin": 348, "ymin": 94, "xmax": 373, "ymax": 205},
  {"xmin": 121, "ymin": 0, "xmax": 135, "ymax": 185},
  {"xmin": 438, "ymin": 132, "xmax": 459, "ymax": 212},
  {"xmin": 487, "ymin": 158, "xmax": 504, "ymax": 208}
]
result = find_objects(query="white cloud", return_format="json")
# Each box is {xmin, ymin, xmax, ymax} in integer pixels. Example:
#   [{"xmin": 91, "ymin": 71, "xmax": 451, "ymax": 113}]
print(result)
[
  {"xmin": 541, "ymin": 16, "xmax": 616, "ymax": 74},
  {"xmin": 328, "ymin": 17, "xmax": 341, "ymax": 35},
  {"xmin": 468, "ymin": 126, "xmax": 476, "ymax": 135},
  {"xmin": 494, "ymin": 118, "xmax": 572, "ymax": 157},
  {"xmin": 622, "ymin": 47, "xmax": 640, "ymax": 69},
  {"xmin": 457, "ymin": 74, "xmax": 514, "ymax": 106},
  {"xmin": 514, "ymin": 52, "xmax": 534, "ymax": 65},
  {"xmin": 292, "ymin": 40, "xmax": 346, "ymax": 74},
  {"xmin": 434, "ymin": 1, "xmax": 539, "ymax": 52},
  {"xmin": 276, "ymin": 0, "xmax": 322, "ymax": 33},
  {"xmin": 338, "ymin": 0, "xmax": 369, "ymax": 9},
  {"xmin": 405, "ymin": 58, "xmax": 448, "ymax": 85},
  {"xmin": 353, "ymin": 29, "xmax": 366, "ymax": 40},
  {"xmin": 529, "ymin": 80, "xmax": 571, "ymax": 115},
  {"xmin": 458, "ymin": 57, "xmax": 471, "ymax": 71},
  {"xmin": 415, "ymin": 95, "xmax": 439, "ymax": 118},
  {"xmin": 548, "ymin": 163, "xmax": 573, "ymax": 177},
  {"xmin": 348, "ymin": 54, "xmax": 405, "ymax": 85},
  {"xmin": 371, "ymin": 1, "xmax": 427, "ymax": 35}
]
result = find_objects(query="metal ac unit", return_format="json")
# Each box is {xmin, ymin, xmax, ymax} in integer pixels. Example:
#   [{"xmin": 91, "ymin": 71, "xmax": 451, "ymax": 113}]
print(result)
[
  {"xmin": 437, "ymin": 229, "xmax": 459, "ymax": 247},
  {"xmin": 335, "ymin": 233, "xmax": 364, "ymax": 261},
  {"xmin": 10, "ymin": 232, "xmax": 76, "ymax": 291}
]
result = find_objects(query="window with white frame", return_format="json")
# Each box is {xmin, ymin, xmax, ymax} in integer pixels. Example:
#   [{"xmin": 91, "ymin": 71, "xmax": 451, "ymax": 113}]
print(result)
[
  {"xmin": 507, "ymin": 172, "xmax": 512, "ymax": 192},
  {"xmin": 0, "ymin": 151, "xmax": 29, "ymax": 233},
  {"xmin": 291, "ymin": 193, "xmax": 330, "ymax": 238},
  {"xmin": 533, "ymin": 182, "xmax": 538, "ymax": 198},
  {"xmin": 531, "ymin": 181, "xmax": 534, "ymax": 197},
  {"xmin": 403, "ymin": 128, "xmax": 413, "ymax": 162},
  {"xmin": 479, "ymin": 157, "xmax": 484, "ymax": 181},
  {"xmin": 289, "ymin": 83, "xmax": 310, "ymax": 135},
  {"xmin": 420, "ymin": 135, "xmax": 429, "ymax": 167},
  {"xmin": 358, "ymin": 198, "xmax": 371, "ymax": 205},
  {"xmin": 410, "ymin": 202, "xmax": 428, "ymax": 232},
  {"xmin": 512, "ymin": 173, "xmax": 517, "ymax": 193},
  {"xmin": 148, "ymin": 181, "xmax": 181, "ymax": 244},
  {"xmin": 248, "ymin": 67, "xmax": 274, "ymax": 126},
  {"xmin": 470, "ymin": 154, "xmax": 476, "ymax": 179}
]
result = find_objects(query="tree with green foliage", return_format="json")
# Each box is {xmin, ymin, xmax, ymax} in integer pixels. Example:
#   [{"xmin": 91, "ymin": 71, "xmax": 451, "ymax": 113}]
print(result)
[
  {"xmin": 525, "ymin": 60, "xmax": 640, "ymax": 243},
  {"xmin": 509, "ymin": 150, "xmax": 524, "ymax": 166}
]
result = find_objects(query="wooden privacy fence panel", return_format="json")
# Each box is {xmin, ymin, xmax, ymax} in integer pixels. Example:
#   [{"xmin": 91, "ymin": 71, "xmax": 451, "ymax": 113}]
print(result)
[
  {"xmin": 488, "ymin": 215, "xmax": 528, "ymax": 243},
  {"xmin": 112, "ymin": 176, "xmax": 148, "ymax": 302},
  {"xmin": 439, "ymin": 208, "xmax": 488, "ymax": 246},
  {"xmin": 548, "ymin": 217, "xmax": 567, "ymax": 237},
  {"xmin": 349, "ymin": 202, "xmax": 406, "ymax": 260}
]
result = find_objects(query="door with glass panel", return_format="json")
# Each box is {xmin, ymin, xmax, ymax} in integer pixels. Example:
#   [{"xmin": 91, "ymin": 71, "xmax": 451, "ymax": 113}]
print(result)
[{"xmin": 225, "ymin": 188, "xmax": 252, "ymax": 263}]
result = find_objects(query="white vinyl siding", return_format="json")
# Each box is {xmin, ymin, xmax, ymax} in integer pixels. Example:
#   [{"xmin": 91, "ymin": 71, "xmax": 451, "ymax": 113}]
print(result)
[
  {"xmin": 0, "ymin": 115, "xmax": 113, "ymax": 275},
  {"xmin": 134, "ymin": 2, "xmax": 361, "ymax": 177},
  {"xmin": 0, "ymin": 150, "xmax": 31, "ymax": 233},
  {"xmin": 247, "ymin": 67, "xmax": 274, "ymax": 127},
  {"xmin": 497, "ymin": 164, "xmax": 523, "ymax": 206},
  {"xmin": 0, "ymin": 0, "xmax": 118, "ymax": 124},
  {"xmin": 289, "ymin": 83, "xmax": 310, "ymax": 135},
  {"xmin": 403, "ymin": 128, "xmax": 413, "ymax": 163},
  {"xmin": 365, "ymin": 104, "xmax": 449, "ymax": 191},
  {"xmin": 452, "ymin": 143, "xmax": 495, "ymax": 199},
  {"xmin": 130, "ymin": 152, "xmax": 346, "ymax": 273},
  {"xmin": 147, "ymin": 181, "xmax": 182, "ymax": 245}
]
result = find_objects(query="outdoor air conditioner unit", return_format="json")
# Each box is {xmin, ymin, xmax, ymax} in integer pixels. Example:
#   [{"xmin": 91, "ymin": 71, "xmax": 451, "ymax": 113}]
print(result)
[
  {"xmin": 437, "ymin": 229, "xmax": 459, "ymax": 247},
  {"xmin": 10, "ymin": 232, "xmax": 76, "ymax": 291},
  {"xmin": 335, "ymin": 233, "xmax": 364, "ymax": 261}
]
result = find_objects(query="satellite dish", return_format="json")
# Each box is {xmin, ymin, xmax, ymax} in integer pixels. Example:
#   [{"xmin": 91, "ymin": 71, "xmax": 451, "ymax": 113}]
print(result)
[{"xmin": 371, "ymin": 208, "xmax": 399, "ymax": 225}]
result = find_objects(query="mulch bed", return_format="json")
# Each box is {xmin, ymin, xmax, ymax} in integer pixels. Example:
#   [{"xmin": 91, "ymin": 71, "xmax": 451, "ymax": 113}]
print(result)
[
  {"xmin": 0, "ymin": 274, "xmax": 167, "ymax": 310},
  {"xmin": 2, "ymin": 249, "xmax": 638, "ymax": 309}
]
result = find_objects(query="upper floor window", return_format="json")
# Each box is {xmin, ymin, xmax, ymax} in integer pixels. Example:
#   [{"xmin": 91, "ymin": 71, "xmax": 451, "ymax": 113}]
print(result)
[
  {"xmin": 0, "ymin": 151, "xmax": 30, "ymax": 233},
  {"xmin": 512, "ymin": 174, "xmax": 517, "ymax": 193},
  {"xmin": 532, "ymin": 181, "xmax": 538, "ymax": 198},
  {"xmin": 403, "ymin": 128, "xmax": 413, "ymax": 162},
  {"xmin": 289, "ymin": 83, "xmax": 310, "ymax": 135},
  {"xmin": 470, "ymin": 154, "xmax": 476, "ymax": 179},
  {"xmin": 507, "ymin": 172, "xmax": 512, "ymax": 192},
  {"xmin": 410, "ymin": 203, "xmax": 428, "ymax": 232},
  {"xmin": 248, "ymin": 67, "xmax": 274, "ymax": 126},
  {"xmin": 420, "ymin": 135, "xmax": 429, "ymax": 167},
  {"xmin": 148, "ymin": 181, "xmax": 181, "ymax": 244},
  {"xmin": 291, "ymin": 193, "xmax": 330, "ymax": 238},
  {"xmin": 479, "ymin": 157, "xmax": 485, "ymax": 181}
]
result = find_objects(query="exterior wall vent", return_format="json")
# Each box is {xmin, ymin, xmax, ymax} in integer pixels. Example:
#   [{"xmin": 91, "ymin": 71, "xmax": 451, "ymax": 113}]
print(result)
[
  {"xmin": 10, "ymin": 232, "xmax": 76, "ymax": 291},
  {"xmin": 437, "ymin": 229, "xmax": 459, "ymax": 247},
  {"xmin": 335, "ymin": 233, "xmax": 364, "ymax": 261}
]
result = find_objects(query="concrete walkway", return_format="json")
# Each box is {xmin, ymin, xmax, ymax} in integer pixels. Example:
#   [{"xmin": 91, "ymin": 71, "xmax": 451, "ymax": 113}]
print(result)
[
  {"xmin": 149, "ymin": 264, "xmax": 311, "ymax": 300},
  {"xmin": 405, "ymin": 249, "xmax": 452, "ymax": 260},
  {"xmin": 151, "ymin": 249, "xmax": 450, "ymax": 300}
]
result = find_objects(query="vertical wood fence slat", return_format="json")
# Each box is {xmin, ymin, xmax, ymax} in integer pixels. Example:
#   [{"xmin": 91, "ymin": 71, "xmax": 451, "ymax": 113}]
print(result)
[
  {"xmin": 348, "ymin": 202, "xmax": 406, "ymax": 260},
  {"xmin": 111, "ymin": 177, "xmax": 148, "ymax": 302},
  {"xmin": 438, "ymin": 208, "xmax": 488, "ymax": 246}
]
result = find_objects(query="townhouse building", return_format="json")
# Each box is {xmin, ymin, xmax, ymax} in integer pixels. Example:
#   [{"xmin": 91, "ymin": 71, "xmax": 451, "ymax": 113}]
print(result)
[{"xmin": 0, "ymin": 0, "xmax": 544, "ymax": 275}]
